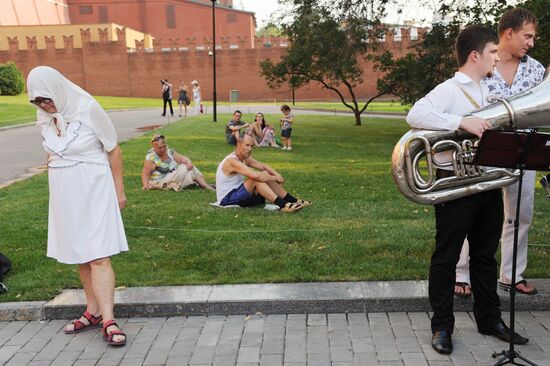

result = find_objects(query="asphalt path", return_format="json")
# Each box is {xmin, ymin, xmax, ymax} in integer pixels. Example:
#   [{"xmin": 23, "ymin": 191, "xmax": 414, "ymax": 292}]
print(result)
[{"xmin": 0, "ymin": 106, "xmax": 404, "ymax": 187}]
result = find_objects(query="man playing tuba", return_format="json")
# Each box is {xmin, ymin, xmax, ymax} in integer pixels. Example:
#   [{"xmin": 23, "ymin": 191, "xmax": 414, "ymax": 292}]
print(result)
[
  {"xmin": 455, "ymin": 8, "xmax": 546, "ymax": 298},
  {"xmin": 406, "ymin": 25, "xmax": 529, "ymax": 355}
]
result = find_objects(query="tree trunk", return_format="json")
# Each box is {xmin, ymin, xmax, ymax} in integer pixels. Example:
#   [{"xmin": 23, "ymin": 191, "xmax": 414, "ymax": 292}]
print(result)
[{"xmin": 353, "ymin": 109, "xmax": 362, "ymax": 126}]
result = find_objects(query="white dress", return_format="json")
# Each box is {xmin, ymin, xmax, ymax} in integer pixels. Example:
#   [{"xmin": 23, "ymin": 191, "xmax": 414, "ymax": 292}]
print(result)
[{"xmin": 42, "ymin": 106, "xmax": 128, "ymax": 264}]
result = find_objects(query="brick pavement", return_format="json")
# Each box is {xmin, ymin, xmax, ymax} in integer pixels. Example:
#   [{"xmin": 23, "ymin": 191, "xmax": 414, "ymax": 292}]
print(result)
[{"xmin": 0, "ymin": 312, "xmax": 549, "ymax": 366}]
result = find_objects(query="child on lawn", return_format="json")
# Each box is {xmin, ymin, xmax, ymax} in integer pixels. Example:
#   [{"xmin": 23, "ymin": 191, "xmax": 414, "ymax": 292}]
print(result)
[{"xmin": 280, "ymin": 105, "xmax": 294, "ymax": 150}]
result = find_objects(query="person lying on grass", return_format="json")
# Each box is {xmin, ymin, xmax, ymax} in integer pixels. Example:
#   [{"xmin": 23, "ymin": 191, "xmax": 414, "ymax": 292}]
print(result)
[
  {"xmin": 215, "ymin": 134, "xmax": 311, "ymax": 212},
  {"xmin": 142, "ymin": 134, "xmax": 215, "ymax": 191}
]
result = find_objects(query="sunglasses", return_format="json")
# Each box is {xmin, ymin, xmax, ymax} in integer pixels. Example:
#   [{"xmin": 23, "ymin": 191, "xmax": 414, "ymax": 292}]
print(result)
[
  {"xmin": 30, "ymin": 97, "xmax": 53, "ymax": 106},
  {"xmin": 151, "ymin": 135, "xmax": 165, "ymax": 142}
]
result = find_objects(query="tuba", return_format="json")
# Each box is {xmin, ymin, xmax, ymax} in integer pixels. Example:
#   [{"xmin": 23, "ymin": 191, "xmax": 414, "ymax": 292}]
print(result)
[{"xmin": 392, "ymin": 66, "xmax": 550, "ymax": 205}]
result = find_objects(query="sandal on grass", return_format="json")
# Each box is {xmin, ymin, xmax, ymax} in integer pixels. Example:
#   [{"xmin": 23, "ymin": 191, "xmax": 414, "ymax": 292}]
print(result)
[
  {"xmin": 102, "ymin": 320, "xmax": 127, "ymax": 346},
  {"xmin": 297, "ymin": 199, "xmax": 312, "ymax": 207},
  {"xmin": 499, "ymin": 280, "xmax": 538, "ymax": 295},
  {"xmin": 281, "ymin": 202, "xmax": 303, "ymax": 213},
  {"xmin": 64, "ymin": 310, "xmax": 102, "ymax": 334},
  {"xmin": 454, "ymin": 282, "xmax": 472, "ymax": 298}
]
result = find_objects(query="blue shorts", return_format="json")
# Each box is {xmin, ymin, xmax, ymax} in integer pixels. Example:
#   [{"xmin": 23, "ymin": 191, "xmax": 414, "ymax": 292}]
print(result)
[
  {"xmin": 281, "ymin": 128, "xmax": 292, "ymax": 138},
  {"xmin": 227, "ymin": 134, "xmax": 238, "ymax": 145},
  {"xmin": 220, "ymin": 183, "xmax": 265, "ymax": 207}
]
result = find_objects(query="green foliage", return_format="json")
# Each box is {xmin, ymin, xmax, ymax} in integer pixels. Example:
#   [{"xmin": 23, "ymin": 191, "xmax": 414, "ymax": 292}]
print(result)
[
  {"xmin": 375, "ymin": 0, "xmax": 512, "ymax": 104},
  {"xmin": 256, "ymin": 24, "xmax": 282, "ymax": 38},
  {"xmin": 260, "ymin": 0, "xmax": 392, "ymax": 125},
  {"xmin": 521, "ymin": 0, "xmax": 550, "ymax": 66},
  {"xmin": 0, "ymin": 63, "xmax": 25, "ymax": 96},
  {"xmin": 376, "ymin": 22, "xmax": 461, "ymax": 105}
]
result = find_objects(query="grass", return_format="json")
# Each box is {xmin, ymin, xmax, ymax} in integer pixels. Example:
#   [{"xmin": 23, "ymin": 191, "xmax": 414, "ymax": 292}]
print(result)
[
  {"xmin": 292, "ymin": 101, "xmax": 410, "ymax": 114},
  {"xmin": 0, "ymin": 114, "xmax": 549, "ymax": 302},
  {"xmin": 0, "ymin": 95, "xmax": 162, "ymax": 128},
  {"xmin": 0, "ymin": 95, "xmax": 406, "ymax": 128}
]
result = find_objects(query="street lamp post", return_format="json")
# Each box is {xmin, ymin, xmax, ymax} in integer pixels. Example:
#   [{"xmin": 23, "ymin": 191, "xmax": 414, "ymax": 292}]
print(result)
[{"xmin": 211, "ymin": 0, "xmax": 217, "ymax": 122}]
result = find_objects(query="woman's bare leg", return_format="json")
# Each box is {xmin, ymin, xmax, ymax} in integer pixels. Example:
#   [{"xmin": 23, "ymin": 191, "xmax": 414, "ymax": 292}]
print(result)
[
  {"xmin": 195, "ymin": 175, "xmax": 215, "ymax": 191},
  {"xmin": 90, "ymin": 257, "xmax": 125, "ymax": 342},
  {"xmin": 64, "ymin": 263, "xmax": 100, "ymax": 332}
]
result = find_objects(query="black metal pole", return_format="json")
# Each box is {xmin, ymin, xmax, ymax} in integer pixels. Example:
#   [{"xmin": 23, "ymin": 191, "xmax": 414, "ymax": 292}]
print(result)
[{"xmin": 211, "ymin": 0, "xmax": 217, "ymax": 122}]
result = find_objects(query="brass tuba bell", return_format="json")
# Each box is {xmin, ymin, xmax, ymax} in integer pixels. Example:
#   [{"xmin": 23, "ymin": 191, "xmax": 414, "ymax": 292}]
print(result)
[{"xmin": 391, "ymin": 66, "xmax": 550, "ymax": 205}]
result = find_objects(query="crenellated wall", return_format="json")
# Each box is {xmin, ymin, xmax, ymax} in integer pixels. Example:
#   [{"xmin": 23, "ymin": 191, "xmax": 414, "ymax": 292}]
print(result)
[{"xmin": 0, "ymin": 27, "xmax": 424, "ymax": 101}]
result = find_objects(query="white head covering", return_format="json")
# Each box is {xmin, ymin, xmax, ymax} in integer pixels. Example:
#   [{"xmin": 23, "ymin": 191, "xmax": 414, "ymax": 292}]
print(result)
[{"xmin": 27, "ymin": 66, "xmax": 96, "ymax": 133}]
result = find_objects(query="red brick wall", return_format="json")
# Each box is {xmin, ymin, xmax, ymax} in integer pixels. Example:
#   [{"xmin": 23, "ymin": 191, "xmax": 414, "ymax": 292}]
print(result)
[
  {"xmin": 0, "ymin": 28, "xmax": 414, "ymax": 101},
  {"xmin": 67, "ymin": 0, "xmax": 256, "ymax": 48}
]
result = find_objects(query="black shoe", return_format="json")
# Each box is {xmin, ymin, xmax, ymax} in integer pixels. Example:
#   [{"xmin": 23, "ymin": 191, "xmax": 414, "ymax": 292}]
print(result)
[
  {"xmin": 480, "ymin": 320, "xmax": 529, "ymax": 344},
  {"xmin": 432, "ymin": 330, "xmax": 453, "ymax": 354},
  {"xmin": 161, "ymin": 114, "xmax": 166, "ymax": 116}
]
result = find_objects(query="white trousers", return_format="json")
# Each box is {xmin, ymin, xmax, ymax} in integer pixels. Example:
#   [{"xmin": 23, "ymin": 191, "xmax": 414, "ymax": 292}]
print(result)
[
  {"xmin": 150, "ymin": 165, "xmax": 202, "ymax": 191},
  {"xmin": 455, "ymin": 170, "xmax": 536, "ymax": 285}
]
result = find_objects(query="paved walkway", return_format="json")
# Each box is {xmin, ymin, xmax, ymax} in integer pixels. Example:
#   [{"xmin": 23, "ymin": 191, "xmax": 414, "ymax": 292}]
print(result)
[{"xmin": 1, "ymin": 312, "xmax": 549, "ymax": 366}]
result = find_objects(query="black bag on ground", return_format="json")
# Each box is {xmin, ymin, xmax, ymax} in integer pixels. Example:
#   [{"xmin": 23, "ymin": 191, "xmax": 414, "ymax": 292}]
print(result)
[{"xmin": 0, "ymin": 252, "xmax": 11, "ymax": 293}]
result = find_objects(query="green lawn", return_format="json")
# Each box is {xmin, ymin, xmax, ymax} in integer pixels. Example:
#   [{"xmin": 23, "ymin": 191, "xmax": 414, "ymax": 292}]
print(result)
[
  {"xmin": 0, "ymin": 114, "xmax": 548, "ymax": 302},
  {"xmin": 293, "ymin": 101, "xmax": 410, "ymax": 114},
  {"xmin": 0, "ymin": 95, "xmax": 163, "ymax": 128},
  {"xmin": 0, "ymin": 95, "xmax": 406, "ymax": 128}
]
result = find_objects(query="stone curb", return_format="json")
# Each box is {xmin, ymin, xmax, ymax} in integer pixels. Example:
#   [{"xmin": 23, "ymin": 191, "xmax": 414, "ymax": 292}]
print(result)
[
  {"xmin": 0, "ymin": 301, "xmax": 46, "ymax": 321},
  {"xmin": 0, "ymin": 122, "xmax": 35, "ymax": 132},
  {"xmin": 2, "ymin": 279, "xmax": 549, "ymax": 321}
]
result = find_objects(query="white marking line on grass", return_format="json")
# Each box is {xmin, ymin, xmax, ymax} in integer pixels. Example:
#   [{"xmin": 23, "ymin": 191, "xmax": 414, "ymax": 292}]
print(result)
[
  {"xmin": 31, "ymin": 225, "xmax": 331, "ymax": 233},
  {"xmin": 124, "ymin": 226, "xmax": 331, "ymax": 233}
]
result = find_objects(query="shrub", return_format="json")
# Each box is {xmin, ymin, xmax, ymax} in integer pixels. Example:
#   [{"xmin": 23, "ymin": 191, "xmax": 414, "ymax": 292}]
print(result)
[{"xmin": 0, "ymin": 63, "xmax": 25, "ymax": 96}]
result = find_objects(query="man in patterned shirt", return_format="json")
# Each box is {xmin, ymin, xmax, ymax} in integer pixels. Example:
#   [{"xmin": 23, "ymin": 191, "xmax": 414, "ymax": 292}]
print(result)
[{"xmin": 455, "ymin": 8, "xmax": 546, "ymax": 297}]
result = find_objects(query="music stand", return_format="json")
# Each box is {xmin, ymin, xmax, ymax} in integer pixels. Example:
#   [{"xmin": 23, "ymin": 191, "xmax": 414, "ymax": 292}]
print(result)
[{"xmin": 474, "ymin": 129, "xmax": 550, "ymax": 366}]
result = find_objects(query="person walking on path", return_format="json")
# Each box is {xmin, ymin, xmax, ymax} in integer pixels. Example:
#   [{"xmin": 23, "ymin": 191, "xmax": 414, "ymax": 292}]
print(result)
[
  {"xmin": 191, "ymin": 80, "xmax": 202, "ymax": 115},
  {"xmin": 454, "ymin": 8, "xmax": 546, "ymax": 298},
  {"xmin": 161, "ymin": 79, "xmax": 174, "ymax": 117},
  {"xmin": 27, "ymin": 66, "xmax": 128, "ymax": 347},
  {"xmin": 177, "ymin": 81, "xmax": 190, "ymax": 118}
]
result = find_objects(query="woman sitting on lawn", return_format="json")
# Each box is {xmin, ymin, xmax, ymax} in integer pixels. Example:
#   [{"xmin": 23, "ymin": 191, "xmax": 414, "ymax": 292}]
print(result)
[
  {"xmin": 250, "ymin": 112, "xmax": 279, "ymax": 148},
  {"xmin": 142, "ymin": 134, "xmax": 215, "ymax": 191}
]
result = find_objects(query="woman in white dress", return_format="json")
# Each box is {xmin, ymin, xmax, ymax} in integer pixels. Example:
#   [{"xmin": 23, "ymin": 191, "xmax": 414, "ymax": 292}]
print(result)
[
  {"xmin": 191, "ymin": 80, "xmax": 202, "ymax": 115},
  {"xmin": 27, "ymin": 66, "xmax": 128, "ymax": 347}
]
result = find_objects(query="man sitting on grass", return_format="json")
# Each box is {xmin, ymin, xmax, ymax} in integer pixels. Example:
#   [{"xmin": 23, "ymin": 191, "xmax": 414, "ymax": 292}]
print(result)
[{"xmin": 215, "ymin": 135, "xmax": 311, "ymax": 212}]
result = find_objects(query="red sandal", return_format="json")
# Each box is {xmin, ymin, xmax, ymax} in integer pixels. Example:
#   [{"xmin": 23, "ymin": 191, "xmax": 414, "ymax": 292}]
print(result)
[
  {"xmin": 64, "ymin": 310, "xmax": 102, "ymax": 334},
  {"xmin": 102, "ymin": 319, "xmax": 127, "ymax": 346}
]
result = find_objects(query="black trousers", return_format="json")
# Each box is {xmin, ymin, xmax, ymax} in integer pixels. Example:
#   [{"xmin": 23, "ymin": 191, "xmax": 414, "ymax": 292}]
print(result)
[
  {"xmin": 430, "ymin": 189, "xmax": 503, "ymax": 334},
  {"xmin": 163, "ymin": 98, "xmax": 174, "ymax": 116}
]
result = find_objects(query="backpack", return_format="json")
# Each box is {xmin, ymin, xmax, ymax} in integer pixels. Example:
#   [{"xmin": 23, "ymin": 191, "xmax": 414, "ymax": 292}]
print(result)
[{"xmin": 0, "ymin": 252, "xmax": 11, "ymax": 293}]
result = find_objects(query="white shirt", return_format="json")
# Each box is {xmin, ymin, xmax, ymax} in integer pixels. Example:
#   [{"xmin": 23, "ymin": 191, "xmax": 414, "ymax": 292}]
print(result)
[
  {"xmin": 215, "ymin": 153, "xmax": 245, "ymax": 203},
  {"xmin": 407, "ymin": 72, "xmax": 488, "ymax": 130},
  {"xmin": 43, "ymin": 103, "xmax": 117, "ymax": 168},
  {"xmin": 406, "ymin": 72, "xmax": 489, "ymax": 166}
]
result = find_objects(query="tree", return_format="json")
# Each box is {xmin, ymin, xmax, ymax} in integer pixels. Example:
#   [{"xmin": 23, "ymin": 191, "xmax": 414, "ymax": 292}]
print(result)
[
  {"xmin": 256, "ymin": 24, "xmax": 282, "ymax": 39},
  {"xmin": 521, "ymin": 0, "xmax": 550, "ymax": 66},
  {"xmin": 0, "ymin": 63, "xmax": 25, "ymax": 96},
  {"xmin": 376, "ymin": 22, "xmax": 461, "ymax": 105},
  {"xmin": 376, "ymin": 0, "xmax": 510, "ymax": 104},
  {"xmin": 260, "ymin": 0, "xmax": 392, "ymax": 126}
]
